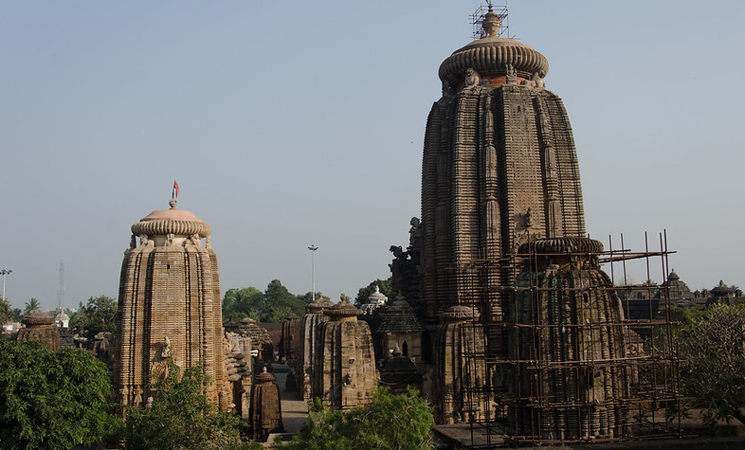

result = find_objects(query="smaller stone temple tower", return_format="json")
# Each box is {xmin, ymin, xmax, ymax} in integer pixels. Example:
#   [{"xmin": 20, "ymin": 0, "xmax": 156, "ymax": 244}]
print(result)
[
  {"xmin": 314, "ymin": 296, "xmax": 378, "ymax": 410},
  {"xmin": 297, "ymin": 296, "xmax": 334, "ymax": 401},
  {"xmin": 433, "ymin": 305, "xmax": 488, "ymax": 424},
  {"xmin": 279, "ymin": 312, "xmax": 300, "ymax": 363},
  {"xmin": 114, "ymin": 199, "xmax": 228, "ymax": 408},
  {"xmin": 249, "ymin": 367, "xmax": 284, "ymax": 442},
  {"xmin": 377, "ymin": 294, "xmax": 422, "ymax": 359},
  {"xmin": 509, "ymin": 237, "xmax": 631, "ymax": 441},
  {"xmin": 17, "ymin": 312, "xmax": 60, "ymax": 351}
]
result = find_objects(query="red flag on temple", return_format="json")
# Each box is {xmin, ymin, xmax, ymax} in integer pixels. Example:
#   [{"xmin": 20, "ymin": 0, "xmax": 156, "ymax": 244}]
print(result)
[{"xmin": 172, "ymin": 180, "xmax": 180, "ymax": 199}]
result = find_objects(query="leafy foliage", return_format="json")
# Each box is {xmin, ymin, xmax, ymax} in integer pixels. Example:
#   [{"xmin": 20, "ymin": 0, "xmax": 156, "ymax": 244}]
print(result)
[
  {"xmin": 354, "ymin": 277, "xmax": 393, "ymax": 307},
  {"xmin": 0, "ymin": 296, "xmax": 12, "ymax": 325},
  {"xmin": 22, "ymin": 298, "xmax": 40, "ymax": 315},
  {"xmin": 222, "ymin": 280, "xmax": 309, "ymax": 323},
  {"xmin": 121, "ymin": 359, "xmax": 260, "ymax": 450},
  {"xmin": 677, "ymin": 303, "xmax": 745, "ymax": 427},
  {"xmin": 69, "ymin": 295, "xmax": 118, "ymax": 340},
  {"xmin": 283, "ymin": 387, "xmax": 434, "ymax": 450},
  {"xmin": 0, "ymin": 340, "xmax": 120, "ymax": 450}
]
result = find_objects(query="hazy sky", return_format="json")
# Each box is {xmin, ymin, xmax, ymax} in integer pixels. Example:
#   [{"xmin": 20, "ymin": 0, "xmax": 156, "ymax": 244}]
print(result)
[{"xmin": 2, "ymin": 1, "xmax": 744, "ymax": 311}]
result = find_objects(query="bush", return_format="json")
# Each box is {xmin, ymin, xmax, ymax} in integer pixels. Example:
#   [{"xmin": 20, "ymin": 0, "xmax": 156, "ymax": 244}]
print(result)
[
  {"xmin": 0, "ymin": 340, "xmax": 120, "ymax": 449},
  {"xmin": 283, "ymin": 386, "xmax": 434, "ymax": 450},
  {"xmin": 120, "ymin": 359, "xmax": 261, "ymax": 449}
]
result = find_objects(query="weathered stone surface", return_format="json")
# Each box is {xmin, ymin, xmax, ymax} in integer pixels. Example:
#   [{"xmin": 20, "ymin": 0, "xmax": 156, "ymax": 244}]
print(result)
[{"xmin": 114, "ymin": 200, "xmax": 229, "ymax": 409}]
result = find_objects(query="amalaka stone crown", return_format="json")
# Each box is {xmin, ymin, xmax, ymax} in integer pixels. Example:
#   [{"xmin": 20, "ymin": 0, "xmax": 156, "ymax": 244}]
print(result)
[
  {"xmin": 131, "ymin": 200, "xmax": 212, "ymax": 238},
  {"xmin": 439, "ymin": 35, "xmax": 548, "ymax": 86},
  {"xmin": 518, "ymin": 237, "xmax": 604, "ymax": 255}
]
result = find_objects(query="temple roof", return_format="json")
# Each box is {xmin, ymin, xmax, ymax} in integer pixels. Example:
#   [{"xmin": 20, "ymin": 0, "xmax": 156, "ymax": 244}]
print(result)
[
  {"xmin": 378, "ymin": 295, "xmax": 422, "ymax": 333},
  {"xmin": 21, "ymin": 312, "xmax": 55, "ymax": 326},
  {"xmin": 442, "ymin": 305, "xmax": 480, "ymax": 322},
  {"xmin": 132, "ymin": 199, "xmax": 212, "ymax": 237},
  {"xmin": 306, "ymin": 296, "xmax": 335, "ymax": 313},
  {"xmin": 325, "ymin": 300, "xmax": 361, "ymax": 320}
]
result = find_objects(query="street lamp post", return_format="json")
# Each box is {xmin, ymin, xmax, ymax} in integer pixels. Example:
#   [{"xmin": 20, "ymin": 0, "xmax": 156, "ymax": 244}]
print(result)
[
  {"xmin": 308, "ymin": 245, "xmax": 318, "ymax": 302},
  {"xmin": 1, "ymin": 269, "xmax": 12, "ymax": 300}
]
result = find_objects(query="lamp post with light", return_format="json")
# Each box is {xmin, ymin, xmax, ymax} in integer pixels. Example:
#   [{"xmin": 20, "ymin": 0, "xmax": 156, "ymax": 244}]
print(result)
[
  {"xmin": 308, "ymin": 245, "xmax": 318, "ymax": 302},
  {"xmin": 1, "ymin": 269, "xmax": 12, "ymax": 301}
]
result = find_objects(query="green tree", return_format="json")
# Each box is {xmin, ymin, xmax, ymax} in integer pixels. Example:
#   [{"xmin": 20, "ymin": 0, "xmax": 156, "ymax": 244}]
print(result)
[
  {"xmin": 0, "ymin": 340, "xmax": 120, "ymax": 449},
  {"xmin": 283, "ymin": 387, "xmax": 434, "ymax": 450},
  {"xmin": 121, "ymin": 359, "xmax": 259, "ymax": 450},
  {"xmin": 678, "ymin": 303, "xmax": 745, "ymax": 427},
  {"xmin": 69, "ymin": 295, "xmax": 118, "ymax": 340},
  {"xmin": 22, "ymin": 298, "xmax": 40, "ymax": 315},
  {"xmin": 11, "ymin": 307, "xmax": 23, "ymax": 323},
  {"xmin": 354, "ymin": 277, "xmax": 393, "ymax": 307},
  {"xmin": 262, "ymin": 280, "xmax": 306, "ymax": 322},
  {"xmin": 0, "ymin": 296, "xmax": 12, "ymax": 325},
  {"xmin": 223, "ymin": 287, "xmax": 264, "ymax": 322}
]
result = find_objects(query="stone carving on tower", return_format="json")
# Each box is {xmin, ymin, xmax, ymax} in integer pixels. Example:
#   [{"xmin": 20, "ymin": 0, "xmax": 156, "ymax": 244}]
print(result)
[{"xmin": 114, "ymin": 199, "xmax": 229, "ymax": 409}]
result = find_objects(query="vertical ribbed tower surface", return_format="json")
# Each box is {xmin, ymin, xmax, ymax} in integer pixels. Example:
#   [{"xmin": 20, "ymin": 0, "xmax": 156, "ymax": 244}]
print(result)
[
  {"xmin": 114, "ymin": 199, "xmax": 228, "ymax": 409},
  {"xmin": 420, "ymin": 7, "xmax": 586, "ymax": 326}
]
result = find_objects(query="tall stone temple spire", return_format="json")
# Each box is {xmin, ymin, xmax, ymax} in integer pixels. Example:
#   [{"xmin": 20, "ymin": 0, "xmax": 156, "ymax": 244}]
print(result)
[
  {"xmin": 420, "ymin": 7, "xmax": 585, "ymax": 325},
  {"xmin": 114, "ymin": 199, "xmax": 228, "ymax": 409}
]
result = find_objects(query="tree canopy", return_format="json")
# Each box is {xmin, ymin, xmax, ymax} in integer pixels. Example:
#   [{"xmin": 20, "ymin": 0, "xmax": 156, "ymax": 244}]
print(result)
[
  {"xmin": 69, "ymin": 295, "xmax": 118, "ymax": 340},
  {"xmin": 283, "ymin": 387, "xmax": 434, "ymax": 450},
  {"xmin": 0, "ymin": 340, "xmax": 120, "ymax": 450},
  {"xmin": 121, "ymin": 358, "xmax": 260, "ymax": 450},
  {"xmin": 22, "ymin": 298, "xmax": 40, "ymax": 315},
  {"xmin": 0, "ymin": 296, "xmax": 12, "ymax": 325},
  {"xmin": 222, "ymin": 280, "xmax": 310, "ymax": 323},
  {"xmin": 677, "ymin": 303, "xmax": 745, "ymax": 427}
]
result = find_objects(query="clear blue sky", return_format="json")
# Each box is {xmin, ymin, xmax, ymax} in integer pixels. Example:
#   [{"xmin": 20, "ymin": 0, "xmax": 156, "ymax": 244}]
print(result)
[{"xmin": 2, "ymin": 1, "xmax": 744, "ymax": 310}]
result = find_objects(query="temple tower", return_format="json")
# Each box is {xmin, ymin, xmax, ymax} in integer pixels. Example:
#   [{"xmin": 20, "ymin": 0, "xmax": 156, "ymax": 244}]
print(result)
[
  {"xmin": 296, "ymin": 296, "xmax": 334, "ymax": 401},
  {"xmin": 314, "ymin": 297, "xmax": 378, "ymax": 410},
  {"xmin": 419, "ymin": 6, "xmax": 585, "ymax": 329},
  {"xmin": 433, "ymin": 305, "xmax": 488, "ymax": 424},
  {"xmin": 509, "ymin": 237, "xmax": 631, "ymax": 441},
  {"xmin": 114, "ymin": 199, "xmax": 228, "ymax": 408}
]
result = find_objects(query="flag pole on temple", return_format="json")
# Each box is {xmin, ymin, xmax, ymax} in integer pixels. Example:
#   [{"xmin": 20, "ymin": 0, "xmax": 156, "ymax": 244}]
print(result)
[{"xmin": 172, "ymin": 180, "xmax": 180, "ymax": 200}]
